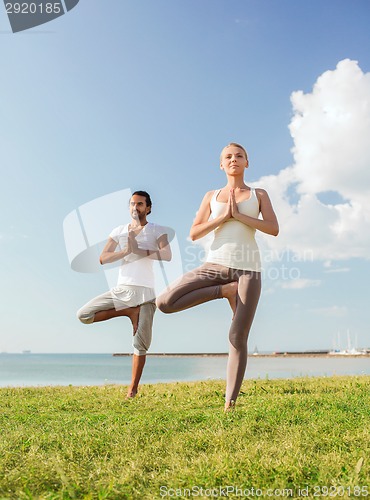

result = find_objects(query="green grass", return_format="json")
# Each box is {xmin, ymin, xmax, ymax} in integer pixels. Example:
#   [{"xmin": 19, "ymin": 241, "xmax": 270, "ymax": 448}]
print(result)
[{"xmin": 0, "ymin": 376, "xmax": 369, "ymax": 499}]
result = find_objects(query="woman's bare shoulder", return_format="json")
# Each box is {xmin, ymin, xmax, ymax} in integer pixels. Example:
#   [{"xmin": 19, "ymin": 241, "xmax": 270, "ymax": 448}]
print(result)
[
  {"xmin": 202, "ymin": 190, "xmax": 217, "ymax": 202},
  {"xmin": 255, "ymin": 187, "xmax": 269, "ymax": 198}
]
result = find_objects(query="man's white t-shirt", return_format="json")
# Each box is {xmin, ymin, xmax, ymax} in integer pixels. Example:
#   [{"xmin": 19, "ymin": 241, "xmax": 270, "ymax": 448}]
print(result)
[{"xmin": 109, "ymin": 222, "xmax": 167, "ymax": 288}]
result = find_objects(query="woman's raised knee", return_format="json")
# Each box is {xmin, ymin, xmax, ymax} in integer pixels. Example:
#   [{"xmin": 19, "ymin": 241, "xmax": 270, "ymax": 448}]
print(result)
[{"xmin": 155, "ymin": 296, "xmax": 174, "ymax": 314}]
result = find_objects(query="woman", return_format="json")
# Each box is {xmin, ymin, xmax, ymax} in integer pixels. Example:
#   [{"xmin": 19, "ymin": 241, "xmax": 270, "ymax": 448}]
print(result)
[{"xmin": 157, "ymin": 143, "xmax": 279, "ymax": 410}]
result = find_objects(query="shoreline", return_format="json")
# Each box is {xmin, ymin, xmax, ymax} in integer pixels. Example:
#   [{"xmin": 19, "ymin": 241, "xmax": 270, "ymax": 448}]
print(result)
[
  {"xmin": 2, "ymin": 352, "xmax": 368, "ymax": 358},
  {"xmin": 113, "ymin": 352, "xmax": 370, "ymax": 358}
]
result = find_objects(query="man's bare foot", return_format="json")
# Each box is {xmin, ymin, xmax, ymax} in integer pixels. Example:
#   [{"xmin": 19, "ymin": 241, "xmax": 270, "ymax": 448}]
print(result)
[
  {"xmin": 224, "ymin": 400, "xmax": 236, "ymax": 412},
  {"xmin": 221, "ymin": 282, "xmax": 238, "ymax": 317},
  {"xmin": 125, "ymin": 306, "xmax": 140, "ymax": 334},
  {"xmin": 126, "ymin": 388, "xmax": 138, "ymax": 399}
]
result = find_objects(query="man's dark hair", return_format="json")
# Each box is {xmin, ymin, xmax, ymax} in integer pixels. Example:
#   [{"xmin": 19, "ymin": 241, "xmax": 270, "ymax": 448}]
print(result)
[{"xmin": 132, "ymin": 190, "xmax": 152, "ymax": 214}]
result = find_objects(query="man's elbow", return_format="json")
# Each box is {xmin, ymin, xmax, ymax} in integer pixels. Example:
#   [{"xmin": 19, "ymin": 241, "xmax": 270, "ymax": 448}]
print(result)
[{"xmin": 164, "ymin": 250, "xmax": 172, "ymax": 261}]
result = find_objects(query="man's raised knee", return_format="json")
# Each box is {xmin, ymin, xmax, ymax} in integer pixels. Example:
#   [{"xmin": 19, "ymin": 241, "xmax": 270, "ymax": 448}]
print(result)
[{"xmin": 76, "ymin": 308, "xmax": 94, "ymax": 324}]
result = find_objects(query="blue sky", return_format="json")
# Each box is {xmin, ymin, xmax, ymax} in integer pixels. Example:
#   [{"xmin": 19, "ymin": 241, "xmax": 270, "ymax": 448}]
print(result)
[{"xmin": 1, "ymin": 0, "xmax": 370, "ymax": 354}]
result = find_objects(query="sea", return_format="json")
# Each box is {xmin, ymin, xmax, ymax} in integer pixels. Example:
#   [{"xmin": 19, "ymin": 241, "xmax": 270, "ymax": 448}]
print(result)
[{"xmin": 0, "ymin": 353, "xmax": 369, "ymax": 388}]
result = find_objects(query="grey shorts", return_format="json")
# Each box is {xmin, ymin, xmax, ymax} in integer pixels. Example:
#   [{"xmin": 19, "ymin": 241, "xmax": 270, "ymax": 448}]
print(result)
[{"xmin": 77, "ymin": 286, "xmax": 156, "ymax": 356}]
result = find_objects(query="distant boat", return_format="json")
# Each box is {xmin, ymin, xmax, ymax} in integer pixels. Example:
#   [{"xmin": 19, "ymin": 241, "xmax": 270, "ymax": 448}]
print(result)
[
  {"xmin": 22, "ymin": 350, "xmax": 31, "ymax": 354},
  {"xmin": 329, "ymin": 348, "xmax": 365, "ymax": 356},
  {"xmin": 329, "ymin": 330, "xmax": 365, "ymax": 356}
]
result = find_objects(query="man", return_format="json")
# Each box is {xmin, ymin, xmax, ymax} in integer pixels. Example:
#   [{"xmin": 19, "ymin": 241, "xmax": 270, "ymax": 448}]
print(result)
[{"xmin": 77, "ymin": 191, "xmax": 171, "ymax": 398}]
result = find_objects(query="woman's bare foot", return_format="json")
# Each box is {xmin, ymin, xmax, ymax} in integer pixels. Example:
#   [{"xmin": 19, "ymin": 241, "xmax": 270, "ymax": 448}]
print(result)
[
  {"xmin": 221, "ymin": 282, "xmax": 238, "ymax": 318},
  {"xmin": 125, "ymin": 306, "xmax": 140, "ymax": 334},
  {"xmin": 224, "ymin": 400, "xmax": 236, "ymax": 412}
]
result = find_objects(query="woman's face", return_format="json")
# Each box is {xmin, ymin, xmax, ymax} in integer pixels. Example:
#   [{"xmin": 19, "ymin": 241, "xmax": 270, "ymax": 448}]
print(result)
[{"xmin": 220, "ymin": 145, "xmax": 248, "ymax": 174}]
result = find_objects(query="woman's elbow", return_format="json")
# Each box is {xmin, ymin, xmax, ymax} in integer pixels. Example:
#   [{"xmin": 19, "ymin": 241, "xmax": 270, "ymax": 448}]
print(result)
[
  {"xmin": 189, "ymin": 223, "xmax": 202, "ymax": 241},
  {"xmin": 189, "ymin": 229, "xmax": 201, "ymax": 241},
  {"xmin": 272, "ymin": 224, "xmax": 279, "ymax": 237}
]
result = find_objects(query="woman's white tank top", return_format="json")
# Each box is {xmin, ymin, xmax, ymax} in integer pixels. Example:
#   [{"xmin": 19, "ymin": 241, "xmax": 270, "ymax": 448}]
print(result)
[{"xmin": 206, "ymin": 188, "xmax": 261, "ymax": 272}]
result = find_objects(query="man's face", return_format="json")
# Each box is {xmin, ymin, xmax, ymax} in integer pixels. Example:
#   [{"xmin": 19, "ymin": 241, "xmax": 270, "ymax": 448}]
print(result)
[{"xmin": 130, "ymin": 194, "xmax": 150, "ymax": 221}]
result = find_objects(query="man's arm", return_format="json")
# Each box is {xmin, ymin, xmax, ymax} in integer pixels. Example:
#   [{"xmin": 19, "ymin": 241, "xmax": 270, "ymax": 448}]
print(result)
[
  {"xmin": 128, "ymin": 232, "xmax": 172, "ymax": 261},
  {"xmin": 99, "ymin": 237, "xmax": 130, "ymax": 265},
  {"xmin": 151, "ymin": 234, "xmax": 172, "ymax": 261}
]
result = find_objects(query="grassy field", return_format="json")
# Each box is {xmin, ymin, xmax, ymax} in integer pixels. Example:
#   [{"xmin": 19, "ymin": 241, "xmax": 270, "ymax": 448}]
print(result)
[{"xmin": 0, "ymin": 376, "xmax": 369, "ymax": 499}]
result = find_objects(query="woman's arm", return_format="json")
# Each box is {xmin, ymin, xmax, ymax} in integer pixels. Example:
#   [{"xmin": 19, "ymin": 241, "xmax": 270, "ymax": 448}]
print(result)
[
  {"xmin": 189, "ymin": 191, "xmax": 231, "ymax": 241},
  {"xmin": 99, "ymin": 237, "xmax": 130, "ymax": 265},
  {"xmin": 231, "ymin": 188, "xmax": 279, "ymax": 236}
]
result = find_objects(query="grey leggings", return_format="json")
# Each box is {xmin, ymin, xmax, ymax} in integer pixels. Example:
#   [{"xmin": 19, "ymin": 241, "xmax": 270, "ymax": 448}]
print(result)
[{"xmin": 156, "ymin": 263, "xmax": 261, "ymax": 402}]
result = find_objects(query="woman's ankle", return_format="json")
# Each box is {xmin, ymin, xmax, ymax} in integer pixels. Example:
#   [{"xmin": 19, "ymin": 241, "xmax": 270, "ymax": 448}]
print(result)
[{"xmin": 224, "ymin": 399, "xmax": 236, "ymax": 412}]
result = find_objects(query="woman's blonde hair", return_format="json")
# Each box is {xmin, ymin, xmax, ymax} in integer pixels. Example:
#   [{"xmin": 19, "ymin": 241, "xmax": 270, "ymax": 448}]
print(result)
[{"xmin": 220, "ymin": 143, "xmax": 248, "ymax": 162}]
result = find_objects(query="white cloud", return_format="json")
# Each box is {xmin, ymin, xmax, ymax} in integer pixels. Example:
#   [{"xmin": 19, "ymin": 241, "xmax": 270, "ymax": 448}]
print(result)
[
  {"xmin": 322, "ymin": 260, "xmax": 350, "ymax": 273},
  {"xmin": 311, "ymin": 305, "xmax": 348, "ymax": 317},
  {"xmin": 253, "ymin": 59, "xmax": 370, "ymax": 262},
  {"xmin": 0, "ymin": 231, "xmax": 28, "ymax": 242},
  {"xmin": 323, "ymin": 267, "xmax": 350, "ymax": 274},
  {"xmin": 281, "ymin": 278, "xmax": 321, "ymax": 290}
]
